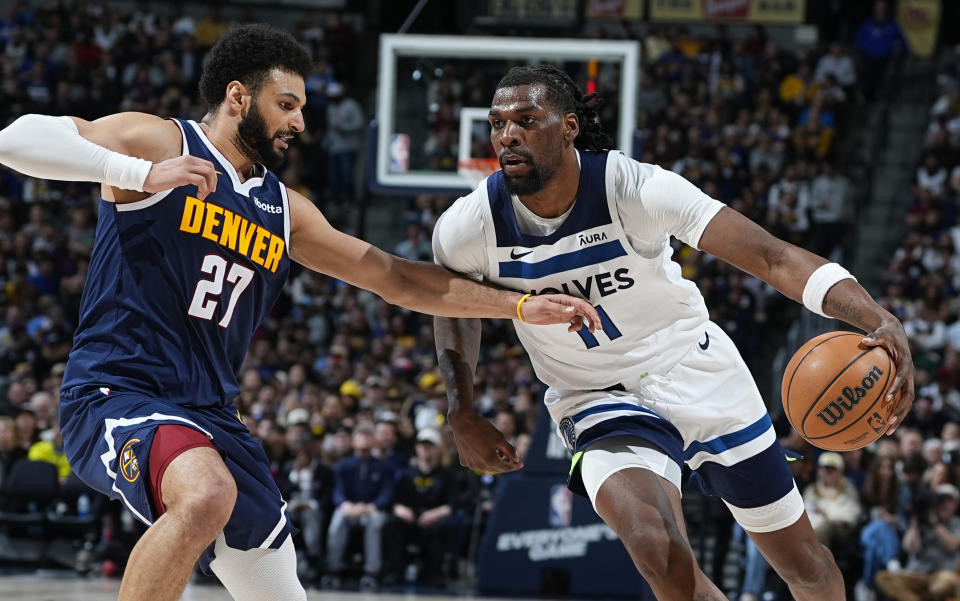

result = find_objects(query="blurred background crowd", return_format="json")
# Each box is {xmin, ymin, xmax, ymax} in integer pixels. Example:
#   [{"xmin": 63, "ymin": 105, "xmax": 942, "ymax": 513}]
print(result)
[{"xmin": 0, "ymin": 1, "xmax": 958, "ymax": 600}]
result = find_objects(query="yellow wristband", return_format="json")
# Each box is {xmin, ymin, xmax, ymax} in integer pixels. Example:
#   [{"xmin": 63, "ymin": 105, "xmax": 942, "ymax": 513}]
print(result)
[{"xmin": 516, "ymin": 293, "xmax": 532, "ymax": 322}]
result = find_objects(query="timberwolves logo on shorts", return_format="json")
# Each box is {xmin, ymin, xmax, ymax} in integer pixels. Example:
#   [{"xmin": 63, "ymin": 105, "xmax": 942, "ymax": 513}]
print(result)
[
  {"xmin": 120, "ymin": 438, "xmax": 141, "ymax": 483},
  {"xmin": 559, "ymin": 416, "xmax": 577, "ymax": 452}
]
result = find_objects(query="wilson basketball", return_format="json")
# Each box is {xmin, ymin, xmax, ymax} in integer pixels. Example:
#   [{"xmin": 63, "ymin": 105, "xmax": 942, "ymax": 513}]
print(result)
[{"xmin": 782, "ymin": 331, "xmax": 898, "ymax": 451}]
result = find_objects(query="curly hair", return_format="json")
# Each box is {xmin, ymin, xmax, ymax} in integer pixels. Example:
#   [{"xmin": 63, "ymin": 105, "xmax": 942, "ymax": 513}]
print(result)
[
  {"xmin": 199, "ymin": 23, "xmax": 313, "ymax": 111},
  {"xmin": 495, "ymin": 65, "xmax": 614, "ymax": 152}
]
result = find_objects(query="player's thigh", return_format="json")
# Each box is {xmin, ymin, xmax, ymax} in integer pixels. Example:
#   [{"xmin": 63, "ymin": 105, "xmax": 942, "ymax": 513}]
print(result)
[
  {"xmin": 690, "ymin": 439, "xmax": 804, "ymax": 528},
  {"xmin": 667, "ymin": 323, "xmax": 805, "ymax": 533},
  {"xmin": 594, "ymin": 468, "xmax": 688, "ymax": 538},
  {"xmin": 583, "ymin": 442, "xmax": 691, "ymax": 555},
  {"xmin": 59, "ymin": 389, "xmax": 226, "ymax": 526},
  {"xmin": 199, "ymin": 407, "xmax": 295, "ymax": 567},
  {"xmin": 579, "ymin": 437, "xmax": 682, "ymax": 507}
]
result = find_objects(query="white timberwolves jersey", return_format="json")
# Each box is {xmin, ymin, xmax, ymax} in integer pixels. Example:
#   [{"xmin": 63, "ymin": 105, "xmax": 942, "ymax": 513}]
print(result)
[{"xmin": 433, "ymin": 150, "xmax": 726, "ymax": 392}]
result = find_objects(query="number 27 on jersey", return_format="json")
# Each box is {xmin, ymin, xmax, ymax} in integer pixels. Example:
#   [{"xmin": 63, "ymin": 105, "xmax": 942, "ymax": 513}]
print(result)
[{"xmin": 187, "ymin": 254, "xmax": 254, "ymax": 328}]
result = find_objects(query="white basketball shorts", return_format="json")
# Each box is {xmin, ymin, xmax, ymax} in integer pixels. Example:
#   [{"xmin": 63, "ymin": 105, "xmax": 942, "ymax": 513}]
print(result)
[{"xmin": 549, "ymin": 320, "xmax": 804, "ymax": 533}]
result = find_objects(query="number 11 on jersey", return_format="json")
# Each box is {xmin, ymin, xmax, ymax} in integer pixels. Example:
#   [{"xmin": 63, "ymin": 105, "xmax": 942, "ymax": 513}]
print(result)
[
  {"xmin": 187, "ymin": 254, "xmax": 254, "ymax": 328},
  {"xmin": 576, "ymin": 305, "xmax": 622, "ymax": 349}
]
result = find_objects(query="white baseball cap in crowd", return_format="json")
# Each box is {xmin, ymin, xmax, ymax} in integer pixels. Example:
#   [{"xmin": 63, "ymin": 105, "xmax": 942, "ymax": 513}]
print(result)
[{"xmin": 416, "ymin": 428, "xmax": 442, "ymax": 446}]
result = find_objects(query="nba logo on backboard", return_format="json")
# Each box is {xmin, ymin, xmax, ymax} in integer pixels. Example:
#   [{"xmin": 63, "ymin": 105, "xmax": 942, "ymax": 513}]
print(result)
[
  {"xmin": 549, "ymin": 484, "xmax": 572, "ymax": 527},
  {"xmin": 388, "ymin": 134, "xmax": 409, "ymax": 173}
]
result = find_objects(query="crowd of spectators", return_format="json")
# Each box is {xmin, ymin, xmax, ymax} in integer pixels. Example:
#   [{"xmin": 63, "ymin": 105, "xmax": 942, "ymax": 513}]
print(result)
[
  {"xmin": 731, "ymin": 24, "xmax": 959, "ymax": 601},
  {"xmin": 0, "ymin": 0, "xmax": 956, "ymax": 599},
  {"xmin": 629, "ymin": 21, "xmax": 862, "ymax": 371},
  {"xmin": 812, "ymin": 43, "xmax": 960, "ymax": 601}
]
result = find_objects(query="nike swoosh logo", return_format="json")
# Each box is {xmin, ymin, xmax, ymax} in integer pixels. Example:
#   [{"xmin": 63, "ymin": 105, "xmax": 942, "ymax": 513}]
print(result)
[
  {"xmin": 510, "ymin": 249, "xmax": 533, "ymax": 260},
  {"xmin": 698, "ymin": 332, "xmax": 710, "ymax": 350}
]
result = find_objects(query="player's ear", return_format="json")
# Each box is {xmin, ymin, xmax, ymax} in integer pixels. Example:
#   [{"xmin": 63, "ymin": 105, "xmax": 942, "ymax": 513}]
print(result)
[
  {"xmin": 225, "ymin": 81, "xmax": 249, "ymax": 116},
  {"xmin": 564, "ymin": 113, "xmax": 579, "ymax": 142}
]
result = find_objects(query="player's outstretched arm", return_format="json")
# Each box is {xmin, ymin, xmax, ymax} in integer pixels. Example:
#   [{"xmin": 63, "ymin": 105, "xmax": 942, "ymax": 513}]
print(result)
[
  {"xmin": 0, "ymin": 112, "xmax": 217, "ymax": 200},
  {"xmin": 435, "ymin": 316, "xmax": 523, "ymax": 473},
  {"xmin": 286, "ymin": 187, "xmax": 600, "ymax": 325},
  {"xmin": 698, "ymin": 206, "xmax": 915, "ymax": 433}
]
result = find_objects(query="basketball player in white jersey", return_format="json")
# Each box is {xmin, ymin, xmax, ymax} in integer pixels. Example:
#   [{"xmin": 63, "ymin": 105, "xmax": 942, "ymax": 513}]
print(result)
[{"xmin": 433, "ymin": 65, "xmax": 915, "ymax": 601}]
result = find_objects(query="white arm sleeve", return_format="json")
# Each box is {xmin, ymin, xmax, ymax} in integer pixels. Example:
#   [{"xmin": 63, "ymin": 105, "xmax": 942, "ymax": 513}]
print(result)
[
  {"xmin": 0, "ymin": 114, "xmax": 153, "ymax": 191},
  {"xmin": 431, "ymin": 192, "xmax": 490, "ymax": 282},
  {"xmin": 614, "ymin": 154, "xmax": 725, "ymax": 251}
]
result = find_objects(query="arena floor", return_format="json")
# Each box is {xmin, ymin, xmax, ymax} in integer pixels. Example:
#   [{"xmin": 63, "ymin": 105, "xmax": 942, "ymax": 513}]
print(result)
[{"xmin": 0, "ymin": 574, "xmax": 503, "ymax": 601}]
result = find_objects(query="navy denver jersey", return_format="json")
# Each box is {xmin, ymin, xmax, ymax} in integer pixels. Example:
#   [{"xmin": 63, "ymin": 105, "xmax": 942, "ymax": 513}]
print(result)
[{"xmin": 62, "ymin": 119, "xmax": 291, "ymax": 408}]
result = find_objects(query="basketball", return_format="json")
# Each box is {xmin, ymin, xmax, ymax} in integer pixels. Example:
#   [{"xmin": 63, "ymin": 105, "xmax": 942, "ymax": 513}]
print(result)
[{"xmin": 782, "ymin": 331, "xmax": 898, "ymax": 451}]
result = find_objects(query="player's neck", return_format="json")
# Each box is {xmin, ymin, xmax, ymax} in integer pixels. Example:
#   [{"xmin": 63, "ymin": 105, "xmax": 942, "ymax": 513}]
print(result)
[
  {"xmin": 198, "ymin": 119, "xmax": 259, "ymax": 182},
  {"xmin": 516, "ymin": 150, "xmax": 580, "ymax": 218}
]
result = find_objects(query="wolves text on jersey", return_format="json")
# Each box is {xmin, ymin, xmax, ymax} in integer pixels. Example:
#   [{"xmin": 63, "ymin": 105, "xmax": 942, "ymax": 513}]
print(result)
[
  {"xmin": 179, "ymin": 196, "xmax": 285, "ymax": 273},
  {"xmin": 525, "ymin": 267, "xmax": 635, "ymax": 298}
]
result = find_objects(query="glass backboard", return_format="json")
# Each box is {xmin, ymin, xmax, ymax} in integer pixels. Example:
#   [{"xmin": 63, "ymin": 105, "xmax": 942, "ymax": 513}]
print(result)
[{"xmin": 372, "ymin": 34, "xmax": 640, "ymax": 194}]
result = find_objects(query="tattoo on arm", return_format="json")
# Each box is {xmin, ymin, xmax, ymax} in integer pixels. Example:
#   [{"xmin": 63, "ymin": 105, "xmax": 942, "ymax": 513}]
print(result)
[
  {"xmin": 825, "ymin": 297, "xmax": 864, "ymax": 324},
  {"xmin": 435, "ymin": 317, "xmax": 481, "ymax": 414}
]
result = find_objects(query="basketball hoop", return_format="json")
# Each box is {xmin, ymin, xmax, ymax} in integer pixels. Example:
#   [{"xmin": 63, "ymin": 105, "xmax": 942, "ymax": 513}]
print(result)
[{"xmin": 457, "ymin": 157, "xmax": 500, "ymax": 188}]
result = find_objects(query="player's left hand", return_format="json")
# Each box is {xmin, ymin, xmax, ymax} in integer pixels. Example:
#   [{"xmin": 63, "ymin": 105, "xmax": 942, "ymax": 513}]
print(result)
[
  {"xmin": 861, "ymin": 319, "xmax": 915, "ymax": 435},
  {"xmin": 143, "ymin": 154, "xmax": 218, "ymax": 199},
  {"xmin": 449, "ymin": 410, "xmax": 523, "ymax": 474},
  {"xmin": 521, "ymin": 294, "xmax": 601, "ymax": 333}
]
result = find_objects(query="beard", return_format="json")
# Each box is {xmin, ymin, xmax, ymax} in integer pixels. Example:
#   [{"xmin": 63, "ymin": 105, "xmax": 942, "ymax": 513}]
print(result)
[
  {"xmin": 501, "ymin": 149, "xmax": 559, "ymax": 196},
  {"xmin": 234, "ymin": 102, "xmax": 291, "ymax": 172},
  {"xmin": 503, "ymin": 163, "xmax": 548, "ymax": 196}
]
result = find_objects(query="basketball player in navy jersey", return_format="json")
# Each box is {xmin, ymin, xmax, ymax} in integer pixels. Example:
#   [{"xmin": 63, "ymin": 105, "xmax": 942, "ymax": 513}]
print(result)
[
  {"xmin": 433, "ymin": 65, "xmax": 916, "ymax": 601},
  {"xmin": 0, "ymin": 29, "xmax": 600, "ymax": 601}
]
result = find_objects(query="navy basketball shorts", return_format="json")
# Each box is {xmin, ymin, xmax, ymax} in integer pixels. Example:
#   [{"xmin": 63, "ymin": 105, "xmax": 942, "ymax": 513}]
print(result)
[
  {"xmin": 554, "ymin": 321, "xmax": 805, "ymax": 533},
  {"xmin": 59, "ymin": 386, "xmax": 292, "ymax": 571}
]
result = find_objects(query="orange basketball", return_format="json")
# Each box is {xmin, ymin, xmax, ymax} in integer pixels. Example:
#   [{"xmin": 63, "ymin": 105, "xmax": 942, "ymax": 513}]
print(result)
[{"xmin": 782, "ymin": 331, "xmax": 898, "ymax": 451}]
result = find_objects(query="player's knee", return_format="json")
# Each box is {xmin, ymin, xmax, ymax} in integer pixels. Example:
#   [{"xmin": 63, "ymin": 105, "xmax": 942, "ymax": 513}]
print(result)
[
  {"xmin": 778, "ymin": 540, "xmax": 838, "ymax": 590},
  {"xmin": 622, "ymin": 521, "xmax": 694, "ymax": 583},
  {"xmin": 173, "ymin": 472, "xmax": 237, "ymax": 537},
  {"xmin": 196, "ymin": 472, "xmax": 238, "ymax": 527}
]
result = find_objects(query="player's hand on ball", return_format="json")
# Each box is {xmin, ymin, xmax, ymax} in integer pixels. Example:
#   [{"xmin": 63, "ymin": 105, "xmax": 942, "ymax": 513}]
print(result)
[
  {"xmin": 862, "ymin": 319, "xmax": 915, "ymax": 434},
  {"xmin": 521, "ymin": 294, "xmax": 601, "ymax": 333},
  {"xmin": 448, "ymin": 410, "xmax": 523, "ymax": 474},
  {"xmin": 143, "ymin": 155, "xmax": 219, "ymax": 200}
]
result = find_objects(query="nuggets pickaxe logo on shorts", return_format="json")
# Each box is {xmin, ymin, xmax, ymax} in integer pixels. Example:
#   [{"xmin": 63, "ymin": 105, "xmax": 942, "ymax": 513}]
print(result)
[{"xmin": 120, "ymin": 438, "xmax": 141, "ymax": 483}]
